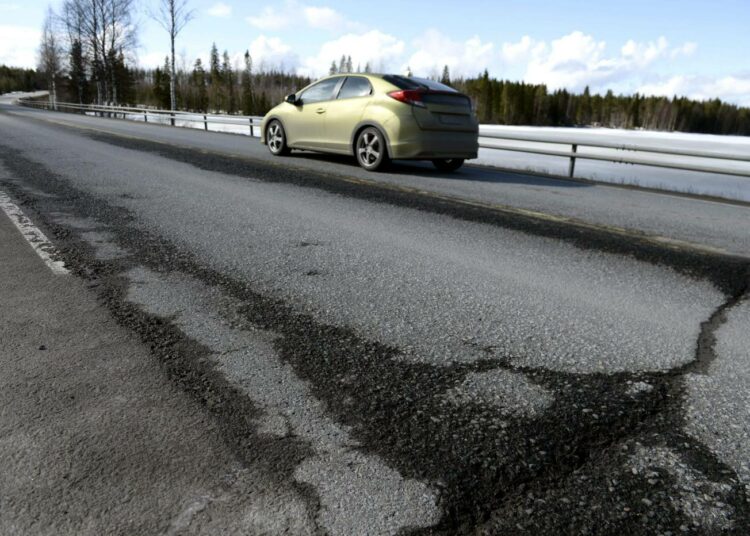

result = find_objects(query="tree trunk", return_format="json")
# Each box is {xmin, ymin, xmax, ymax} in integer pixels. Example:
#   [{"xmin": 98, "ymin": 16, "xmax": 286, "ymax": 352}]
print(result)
[
  {"xmin": 169, "ymin": 3, "xmax": 176, "ymax": 125},
  {"xmin": 170, "ymin": 39, "xmax": 176, "ymax": 123}
]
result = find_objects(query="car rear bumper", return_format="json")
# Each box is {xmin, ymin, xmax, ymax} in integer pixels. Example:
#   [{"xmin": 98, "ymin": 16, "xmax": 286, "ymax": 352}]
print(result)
[{"xmin": 388, "ymin": 130, "xmax": 479, "ymax": 160}]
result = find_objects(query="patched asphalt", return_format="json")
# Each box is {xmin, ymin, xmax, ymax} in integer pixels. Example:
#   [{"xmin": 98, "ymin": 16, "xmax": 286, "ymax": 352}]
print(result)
[{"xmin": 1, "ymin": 108, "xmax": 749, "ymax": 534}]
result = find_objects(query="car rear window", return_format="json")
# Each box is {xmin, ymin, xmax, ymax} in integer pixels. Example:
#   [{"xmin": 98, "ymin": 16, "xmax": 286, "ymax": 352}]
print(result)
[{"xmin": 383, "ymin": 75, "xmax": 459, "ymax": 93}]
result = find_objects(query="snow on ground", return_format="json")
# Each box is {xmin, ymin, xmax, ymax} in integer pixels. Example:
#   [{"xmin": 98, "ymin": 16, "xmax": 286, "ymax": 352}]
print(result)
[
  {"xmin": 114, "ymin": 111, "xmax": 260, "ymax": 137},
  {"xmin": 87, "ymin": 110, "xmax": 750, "ymax": 202},
  {"xmin": 479, "ymin": 125, "xmax": 750, "ymax": 202}
]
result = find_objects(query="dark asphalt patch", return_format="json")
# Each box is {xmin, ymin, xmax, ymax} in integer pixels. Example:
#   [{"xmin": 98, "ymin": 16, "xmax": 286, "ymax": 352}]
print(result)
[
  {"xmin": 2, "ymin": 146, "xmax": 749, "ymax": 534},
  {"xmin": 78, "ymin": 128, "xmax": 750, "ymax": 296}
]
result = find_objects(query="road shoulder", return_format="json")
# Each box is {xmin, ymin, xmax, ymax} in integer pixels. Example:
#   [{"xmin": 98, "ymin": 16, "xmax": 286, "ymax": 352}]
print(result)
[{"xmin": 0, "ymin": 203, "xmax": 312, "ymax": 535}]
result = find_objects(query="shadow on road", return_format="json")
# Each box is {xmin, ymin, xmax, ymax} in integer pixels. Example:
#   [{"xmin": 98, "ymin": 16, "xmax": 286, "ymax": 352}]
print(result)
[{"xmin": 286, "ymin": 150, "xmax": 591, "ymax": 189}]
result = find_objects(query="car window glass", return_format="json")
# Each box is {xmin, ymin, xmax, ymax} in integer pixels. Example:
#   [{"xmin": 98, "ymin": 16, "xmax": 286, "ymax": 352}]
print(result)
[
  {"xmin": 383, "ymin": 75, "xmax": 458, "ymax": 93},
  {"xmin": 338, "ymin": 77, "xmax": 372, "ymax": 99},
  {"xmin": 410, "ymin": 77, "xmax": 458, "ymax": 92},
  {"xmin": 299, "ymin": 78, "xmax": 341, "ymax": 104}
]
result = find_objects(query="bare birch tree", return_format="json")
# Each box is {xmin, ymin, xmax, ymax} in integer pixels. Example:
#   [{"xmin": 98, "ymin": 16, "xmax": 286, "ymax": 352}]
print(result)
[
  {"xmin": 151, "ymin": 0, "xmax": 193, "ymax": 115},
  {"xmin": 60, "ymin": 0, "xmax": 137, "ymax": 104},
  {"xmin": 38, "ymin": 7, "xmax": 63, "ymax": 108}
]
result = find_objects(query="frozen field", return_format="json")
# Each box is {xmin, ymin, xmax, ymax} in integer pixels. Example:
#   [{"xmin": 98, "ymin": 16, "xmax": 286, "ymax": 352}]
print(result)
[
  {"xmin": 479, "ymin": 125, "xmax": 750, "ymax": 202},
  {"xmin": 90, "ymin": 110, "xmax": 750, "ymax": 202}
]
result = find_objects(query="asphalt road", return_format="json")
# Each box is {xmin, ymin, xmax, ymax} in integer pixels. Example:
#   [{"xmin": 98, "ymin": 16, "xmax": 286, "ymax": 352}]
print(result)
[{"xmin": 1, "ymin": 102, "xmax": 749, "ymax": 534}]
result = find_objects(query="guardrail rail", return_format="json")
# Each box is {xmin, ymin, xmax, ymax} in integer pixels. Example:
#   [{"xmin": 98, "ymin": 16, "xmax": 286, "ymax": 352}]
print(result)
[
  {"xmin": 19, "ymin": 99, "xmax": 264, "ymax": 137},
  {"xmin": 19, "ymin": 98, "xmax": 750, "ymax": 180}
]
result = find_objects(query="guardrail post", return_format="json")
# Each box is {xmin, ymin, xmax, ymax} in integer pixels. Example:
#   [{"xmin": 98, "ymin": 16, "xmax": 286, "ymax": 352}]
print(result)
[
  {"xmin": 170, "ymin": 112, "xmax": 175, "ymax": 127},
  {"xmin": 250, "ymin": 118, "xmax": 254, "ymax": 137},
  {"xmin": 204, "ymin": 114, "xmax": 208, "ymax": 131},
  {"xmin": 568, "ymin": 144, "xmax": 578, "ymax": 178},
  {"xmin": 144, "ymin": 111, "xmax": 148, "ymax": 123}
]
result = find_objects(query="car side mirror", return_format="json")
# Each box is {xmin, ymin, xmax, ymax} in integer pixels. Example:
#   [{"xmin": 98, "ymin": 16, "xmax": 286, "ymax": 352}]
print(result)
[{"xmin": 286, "ymin": 93, "xmax": 299, "ymax": 105}]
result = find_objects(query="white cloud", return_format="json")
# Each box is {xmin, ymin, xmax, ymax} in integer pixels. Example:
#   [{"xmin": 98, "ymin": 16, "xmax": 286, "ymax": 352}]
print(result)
[
  {"xmin": 246, "ymin": 5, "xmax": 290, "ymax": 31},
  {"xmin": 0, "ymin": 25, "xmax": 41, "ymax": 68},
  {"xmin": 247, "ymin": 2, "xmax": 361, "ymax": 32},
  {"xmin": 405, "ymin": 30, "xmax": 496, "ymax": 78},
  {"xmin": 518, "ymin": 31, "xmax": 697, "ymax": 92},
  {"xmin": 207, "ymin": 2, "xmax": 231, "ymax": 17},
  {"xmin": 138, "ymin": 51, "xmax": 170, "ymax": 69},
  {"xmin": 304, "ymin": 6, "xmax": 349, "ymax": 31},
  {"xmin": 299, "ymin": 30, "xmax": 404, "ymax": 76},
  {"xmin": 671, "ymin": 41, "xmax": 697, "ymax": 59},
  {"xmin": 501, "ymin": 36, "xmax": 538, "ymax": 63},
  {"xmin": 639, "ymin": 75, "xmax": 750, "ymax": 106},
  {"xmin": 249, "ymin": 35, "xmax": 299, "ymax": 72}
]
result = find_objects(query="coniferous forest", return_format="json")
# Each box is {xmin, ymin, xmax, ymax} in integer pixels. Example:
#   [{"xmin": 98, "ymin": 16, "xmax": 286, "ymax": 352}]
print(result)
[{"xmin": 5, "ymin": 45, "xmax": 750, "ymax": 135}]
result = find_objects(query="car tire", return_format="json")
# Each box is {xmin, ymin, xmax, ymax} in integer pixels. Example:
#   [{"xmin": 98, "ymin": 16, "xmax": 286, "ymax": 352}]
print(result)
[
  {"xmin": 356, "ymin": 127, "xmax": 390, "ymax": 171},
  {"xmin": 267, "ymin": 120, "xmax": 290, "ymax": 156},
  {"xmin": 432, "ymin": 158, "xmax": 465, "ymax": 172}
]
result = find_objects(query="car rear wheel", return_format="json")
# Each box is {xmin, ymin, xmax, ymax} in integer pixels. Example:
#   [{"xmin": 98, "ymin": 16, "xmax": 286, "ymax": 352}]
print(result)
[
  {"xmin": 432, "ymin": 158, "xmax": 465, "ymax": 172},
  {"xmin": 267, "ymin": 120, "xmax": 290, "ymax": 156},
  {"xmin": 356, "ymin": 127, "xmax": 390, "ymax": 171}
]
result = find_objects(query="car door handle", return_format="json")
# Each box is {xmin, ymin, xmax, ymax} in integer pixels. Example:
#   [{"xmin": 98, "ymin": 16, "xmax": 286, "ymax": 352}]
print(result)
[{"xmin": 315, "ymin": 108, "xmax": 326, "ymax": 114}]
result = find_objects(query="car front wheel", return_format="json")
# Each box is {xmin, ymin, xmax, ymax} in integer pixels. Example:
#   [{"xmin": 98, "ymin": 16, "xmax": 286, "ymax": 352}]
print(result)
[
  {"xmin": 432, "ymin": 158, "xmax": 464, "ymax": 172},
  {"xmin": 356, "ymin": 127, "xmax": 390, "ymax": 171},
  {"xmin": 267, "ymin": 120, "xmax": 290, "ymax": 156}
]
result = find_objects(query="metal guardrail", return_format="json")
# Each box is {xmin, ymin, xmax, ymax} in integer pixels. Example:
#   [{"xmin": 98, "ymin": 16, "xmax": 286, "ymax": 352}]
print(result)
[
  {"xmin": 19, "ymin": 99, "xmax": 264, "ymax": 137},
  {"xmin": 20, "ymin": 98, "xmax": 750, "ymax": 180},
  {"xmin": 478, "ymin": 130, "xmax": 750, "ymax": 179}
]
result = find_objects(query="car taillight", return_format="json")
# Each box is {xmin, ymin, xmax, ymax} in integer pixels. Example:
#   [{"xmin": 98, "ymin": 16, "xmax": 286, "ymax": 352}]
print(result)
[{"xmin": 387, "ymin": 89, "xmax": 426, "ymax": 108}]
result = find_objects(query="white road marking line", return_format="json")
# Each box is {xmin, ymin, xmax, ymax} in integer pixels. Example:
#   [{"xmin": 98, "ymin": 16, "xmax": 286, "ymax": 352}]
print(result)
[{"xmin": 0, "ymin": 191, "xmax": 69, "ymax": 275}]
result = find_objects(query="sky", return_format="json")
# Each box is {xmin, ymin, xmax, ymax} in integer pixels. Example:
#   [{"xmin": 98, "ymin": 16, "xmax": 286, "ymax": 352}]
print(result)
[{"xmin": 2, "ymin": 0, "xmax": 750, "ymax": 104}]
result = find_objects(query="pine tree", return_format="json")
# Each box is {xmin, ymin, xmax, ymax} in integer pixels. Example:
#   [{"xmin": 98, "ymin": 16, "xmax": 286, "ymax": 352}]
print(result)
[
  {"xmin": 364, "ymin": 62, "xmax": 371, "ymax": 73},
  {"xmin": 222, "ymin": 50, "xmax": 236, "ymax": 113},
  {"xmin": 241, "ymin": 50, "xmax": 255, "ymax": 115},
  {"xmin": 441, "ymin": 65, "xmax": 450, "ymax": 85},
  {"xmin": 258, "ymin": 91, "xmax": 269, "ymax": 114},
  {"xmin": 479, "ymin": 69, "xmax": 492, "ymax": 122},
  {"xmin": 630, "ymin": 93, "xmax": 641, "ymax": 128},
  {"xmin": 112, "ymin": 51, "xmax": 134, "ymax": 105},
  {"xmin": 339, "ymin": 55, "xmax": 346, "ymax": 73},
  {"xmin": 345, "ymin": 55, "xmax": 353, "ymax": 74},
  {"xmin": 579, "ymin": 85, "xmax": 592, "ymax": 125},
  {"xmin": 68, "ymin": 39, "xmax": 87, "ymax": 104},
  {"xmin": 209, "ymin": 43, "xmax": 221, "ymax": 85},
  {"xmin": 329, "ymin": 60, "xmax": 337, "ymax": 75},
  {"xmin": 192, "ymin": 58, "xmax": 207, "ymax": 111},
  {"xmin": 153, "ymin": 57, "xmax": 172, "ymax": 108}
]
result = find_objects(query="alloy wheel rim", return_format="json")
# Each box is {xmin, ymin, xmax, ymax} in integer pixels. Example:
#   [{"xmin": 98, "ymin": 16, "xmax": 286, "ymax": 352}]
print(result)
[
  {"xmin": 358, "ymin": 132, "xmax": 380, "ymax": 166},
  {"xmin": 269, "ymin": 124, "xmax": 283, "ymax": 152}
]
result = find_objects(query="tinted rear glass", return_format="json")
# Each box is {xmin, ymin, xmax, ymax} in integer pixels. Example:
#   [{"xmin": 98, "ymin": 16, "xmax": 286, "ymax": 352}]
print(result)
[
  {"xmin": 338, "ymin": 77, "xmax": 372, "ymax": 99},
  {"xmin": 383, "ymin": 75, "xmax": 459, "ymax": 93}
]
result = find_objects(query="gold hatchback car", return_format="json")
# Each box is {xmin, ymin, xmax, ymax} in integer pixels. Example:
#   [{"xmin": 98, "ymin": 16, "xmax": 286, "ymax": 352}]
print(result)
[{"xmin": 260, "ymin": 74, "xmax": 479, "ymax": 172}]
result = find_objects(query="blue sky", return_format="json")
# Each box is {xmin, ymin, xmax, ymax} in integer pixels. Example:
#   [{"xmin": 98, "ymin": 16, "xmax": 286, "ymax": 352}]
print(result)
[{"xmin": 2, "ymin": 0, "xmax": 749, "ymax": 104}]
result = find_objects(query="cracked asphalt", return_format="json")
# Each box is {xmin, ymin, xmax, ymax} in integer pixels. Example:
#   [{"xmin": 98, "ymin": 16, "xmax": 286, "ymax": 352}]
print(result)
[{"xmin": 1, "ymin": 104, "xmax": 749, "ymax": 534}]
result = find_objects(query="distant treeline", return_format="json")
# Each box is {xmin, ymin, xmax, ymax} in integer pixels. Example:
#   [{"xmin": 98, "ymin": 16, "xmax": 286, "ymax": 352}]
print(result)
[
  {"xmin": 129, "ymin": 45, "xmax": 312, "ymax": 116},
  {"xmin": 456, "ymin": 70, "xmax": 750, "ymax": 136},
  {"xmin": 9, "ymin": 54, "xmax": 750, "ymax": 135},
  {"xmin": 0, "ymin": 65, "xmax": 45, "ymax": 94}
]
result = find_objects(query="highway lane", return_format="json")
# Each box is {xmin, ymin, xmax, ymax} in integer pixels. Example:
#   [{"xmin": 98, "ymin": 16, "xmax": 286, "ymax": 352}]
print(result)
[
  {"xmin": 1, "ymin": 106, "xmax": 749, "ymax": 534},
  {"xmin": 4, "ymin": 103, "xmax": 750, "ymax": 258}
]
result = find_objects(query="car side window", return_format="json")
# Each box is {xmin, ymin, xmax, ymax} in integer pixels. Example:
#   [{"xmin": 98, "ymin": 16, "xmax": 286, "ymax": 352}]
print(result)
[
  {"xmin": 337, "ymin": 77, "xmax": 372, "ymax": 99},
  {"xmin": 299, "ymin": 78, "xmax": 342, "ymax": 104}
]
